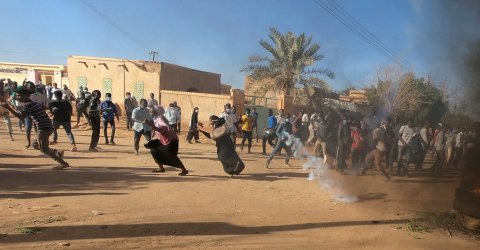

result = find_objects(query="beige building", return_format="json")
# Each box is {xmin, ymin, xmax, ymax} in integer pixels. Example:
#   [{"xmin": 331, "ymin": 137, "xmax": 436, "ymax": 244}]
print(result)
[
  {"xmin": 339, "ymin": 89, "xmax": 369, "ymax": 105},
  {"xmin": 0, "ymin": 61, "xmax": 68, "ymax": 86},
  {"xmin": 67, "ymin": 56, "xmax": 222, "ymax": 108}
]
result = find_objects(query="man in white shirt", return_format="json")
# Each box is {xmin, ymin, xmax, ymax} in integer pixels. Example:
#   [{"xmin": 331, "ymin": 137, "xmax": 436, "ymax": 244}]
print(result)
[
  {"xmin": 51, "ymin": 83, "xmax": 61, "ymax": 100},
  {"xmin": 418, "ymin": 121, "xmax": 431, "ymax": 168},
  {"xmin": 147, "ymin": 93, "xmax": 159, "ymax": 111},
  {"xmin": 397, "ymin": 119, "xmax": 415, "ymax": 176},
  {"xmin": 276, "ymin": 109, "xmax": 285, "ymax": 125},
  {"xmin": 306, "ymin": 112, "xmax": 318, "ymax": 145},
  {"xmin": 62, "ymin": 85, "xmax": 75, "ymax": 102},
  {"xmin": 453, "ymin": 129, "xmax": 465, "ymax": 168},
  {"xmin": 173, "ymin": 101, "xmax": 181, "ymax": 134},
  {"xmin": 220, "ymin": 103, "xmax": 239, "ymax": 148},
  {"xmin": 45, "ymin": 83, "xmax": 53, "ymax": 99},
  {"xmin": 301, "ymin": 110, "xmax": 309, "ymax": 143},
  {"xmin": 432, "ymin": 124, "xmax": 446, "ymax": 175},
  {"xmin": 165, "ymin": 103, "xmax": 180, "ymax": 133}
]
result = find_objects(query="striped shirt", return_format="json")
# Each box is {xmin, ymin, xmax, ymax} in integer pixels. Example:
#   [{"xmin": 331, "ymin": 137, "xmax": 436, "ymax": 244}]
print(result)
[{"xmin": 24, "ymin": 101, "xmax": 53, "ymax": 131}]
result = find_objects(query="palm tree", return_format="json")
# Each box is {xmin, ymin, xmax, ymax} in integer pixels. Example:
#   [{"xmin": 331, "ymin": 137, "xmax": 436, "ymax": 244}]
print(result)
[{"xmin": 243, "ymin": 27, "xmax": 334, "ymax": 99}]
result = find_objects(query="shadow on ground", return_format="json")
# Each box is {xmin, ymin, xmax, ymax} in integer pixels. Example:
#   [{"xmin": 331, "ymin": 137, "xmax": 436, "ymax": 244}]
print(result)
[
  {"xmin": 1, "ymin": 219, "xmax": 410, "ymax": 243},
  {"xmin": 0, "ymin": 164, "xmax": 307, "ymax": 196},
  {"xmin": 0, "ymin": 191, "xmax": 127, "ymax": 199}
]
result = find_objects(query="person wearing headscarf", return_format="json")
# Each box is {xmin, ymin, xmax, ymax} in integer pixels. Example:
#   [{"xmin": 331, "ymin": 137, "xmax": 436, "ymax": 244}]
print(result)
[
  {"xmin": 186, "ymin": 107, "xmax": 200, "ymax": 144},
  {"xmin": 199, "ymin": 115, "xmax": 245, "ymax": 176},
  {"xmin": 145, "ymin": 105, "xmax": 189, "ymax": 176}
]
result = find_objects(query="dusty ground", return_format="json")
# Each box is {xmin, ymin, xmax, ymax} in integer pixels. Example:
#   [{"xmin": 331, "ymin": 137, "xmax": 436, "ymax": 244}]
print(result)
[{"xmin": 0, "ymin": 118, "xmax": 478, "ymax": 249}]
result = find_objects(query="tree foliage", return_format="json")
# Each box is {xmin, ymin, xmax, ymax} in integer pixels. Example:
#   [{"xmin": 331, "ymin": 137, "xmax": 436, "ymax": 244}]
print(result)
[
  {"xmin": 442, "ymin": 113, "xmax": 474, "ymax": 130},
  {"xmin": 366, "ymin": 67, "xmax": 448, "ymax": 124},
  {"xmin": 242, "ymin": 27, "xmax": 334, "ymax": 103}
]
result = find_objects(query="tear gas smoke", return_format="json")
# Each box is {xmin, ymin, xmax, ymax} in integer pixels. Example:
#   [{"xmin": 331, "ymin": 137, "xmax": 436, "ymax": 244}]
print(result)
[
  {"xmin": 287, "ymin": 133, "xmax": 359, "ymax": 203},
  {"xmin": 415, "ymin": 0, "xmax": 480, "ymax": 120}
]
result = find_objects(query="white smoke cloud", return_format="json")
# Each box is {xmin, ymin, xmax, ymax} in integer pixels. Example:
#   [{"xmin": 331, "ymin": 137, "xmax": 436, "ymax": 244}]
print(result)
[{"xmin": 287, "ymin": 134, "xmax": 359, "ymax": 203}]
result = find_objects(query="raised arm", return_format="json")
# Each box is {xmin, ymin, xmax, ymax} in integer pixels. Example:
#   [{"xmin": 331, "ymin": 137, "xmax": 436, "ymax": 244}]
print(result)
[
  {"xmin": 1, "ymin": 102, "xmax": 25, "ymax": 120},
  {"xmin": 145, "ymin": 119, "xmax": 169, "ymax": 134}
]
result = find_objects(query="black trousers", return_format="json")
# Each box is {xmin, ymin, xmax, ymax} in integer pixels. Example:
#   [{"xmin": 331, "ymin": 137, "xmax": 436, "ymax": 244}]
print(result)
[
  {"xmin": 77, "ymin": 105, "xmax": 89, "ymax": 124},
  {"xmin": 89, "ymin": 116, "xmax": 101, "ymax": 149},
  {"xmin": 187, "ymin": 130, "xmax": 199, "ymax": 141},
  {"xmin": 337, "ymin": 143, "xmax": 348, "ymax": 170},
  {"xmin": 126, "ymin": 112, "xmax": 133, "ymax": 129},
  {"xmin": 169, "ymin": 124, "xmax": 178, "ymax": 134},
  {"xmin": 262, "ymin": 132, "xmax": 276, "ymax": 154},
  {"xmin": 103, "ymin": 120, "xmax": 115, "ymax": 142},
  {"xmin": 241, "ymin": 130, "xmax": 252, "ymax": 151}
]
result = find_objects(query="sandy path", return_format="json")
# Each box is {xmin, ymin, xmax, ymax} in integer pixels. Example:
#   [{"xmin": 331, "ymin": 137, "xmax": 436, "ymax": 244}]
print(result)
[{"xmin": 0, "ymin": 119, "xmax": 478, "ymax": 249}]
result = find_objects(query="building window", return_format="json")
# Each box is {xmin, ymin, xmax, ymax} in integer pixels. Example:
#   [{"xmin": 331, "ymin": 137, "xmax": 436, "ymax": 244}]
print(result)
[
  {"xmin": 77, "ymin": 76, "xmax": 87, "ymax": 89},
  {"xmin": 103, "ymin": 78, "xmax": 113, "ymax": 94},
  {"xmin": 133, "ymin": 81, "xmax": 144, "ymax": 100}
]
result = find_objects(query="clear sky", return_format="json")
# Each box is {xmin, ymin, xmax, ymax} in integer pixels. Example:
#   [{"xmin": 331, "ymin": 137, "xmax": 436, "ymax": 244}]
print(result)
[{"xmin": 0, "ymin": 0, "xmax": 478, "ymax": 91}]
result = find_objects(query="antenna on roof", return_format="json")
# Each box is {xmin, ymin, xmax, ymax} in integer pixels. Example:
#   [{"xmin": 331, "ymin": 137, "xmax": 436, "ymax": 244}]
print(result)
[{"xmin": 149, "ymin": 51, "xmax": 158, "ymax": 62}]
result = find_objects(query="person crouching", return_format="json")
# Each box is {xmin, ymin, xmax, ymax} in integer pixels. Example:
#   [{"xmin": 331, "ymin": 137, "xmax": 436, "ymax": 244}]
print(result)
[{"xmin": 145, "ymin": 105, "xmax": 189, "ymax": 176}]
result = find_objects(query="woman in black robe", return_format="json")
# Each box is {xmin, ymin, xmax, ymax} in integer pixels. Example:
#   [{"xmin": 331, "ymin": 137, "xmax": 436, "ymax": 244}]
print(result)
[
  {"xmin": 199, "ymin": 115, "xmax": 245, "ymax": 175},
  {"xmin": 186, "ymin": 107, "xmax": 200, "ymax": 143}
]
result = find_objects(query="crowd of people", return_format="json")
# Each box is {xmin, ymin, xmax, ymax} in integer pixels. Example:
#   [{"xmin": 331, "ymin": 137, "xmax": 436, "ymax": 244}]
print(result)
[
  {"xmin": 211, "ymin": 104, "xmax": 477, "ymax": 180},
  {"xmin": 0, "ymin": 78, "xmax": 478, "ymax": 179},
  {"xmin": 261, "ymin": 108, "xmax": 478, "ymax": 180}
]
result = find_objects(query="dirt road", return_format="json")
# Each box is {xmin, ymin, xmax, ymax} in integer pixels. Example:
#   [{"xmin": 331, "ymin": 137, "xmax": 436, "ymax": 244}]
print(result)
[{"xmin": 0, "ymin": 120, "xmax": 478, "ymax": 249}]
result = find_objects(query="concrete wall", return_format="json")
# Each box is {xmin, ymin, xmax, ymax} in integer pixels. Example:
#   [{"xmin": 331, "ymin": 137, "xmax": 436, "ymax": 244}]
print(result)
[
  {"xmin": 0, "ymin": 72, "xmax": 28, "ymax": 84},
  {"xmin": 67, "ymin": 56, "xmax": 160, "ymax": 114},
  {"xmin": 0, "ymin": 62, "xmax": 66, "ymax": 86},
  {"xmin": 160, "ymin": 62, "xmax": 221, "ymax": 94},
  {"xmin": 159, "ymin": 90, "xmax": 230, "ymax": 130}
]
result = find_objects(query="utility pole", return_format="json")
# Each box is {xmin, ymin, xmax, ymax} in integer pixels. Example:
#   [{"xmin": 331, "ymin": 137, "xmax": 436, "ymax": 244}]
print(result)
[{"xmin": 149, "ymin": 51, "xmax": 158, "ymax": 62}]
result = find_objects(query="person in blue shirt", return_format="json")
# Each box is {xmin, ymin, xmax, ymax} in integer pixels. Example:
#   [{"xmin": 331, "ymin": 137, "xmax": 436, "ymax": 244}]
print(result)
[
  {"xmin": 101, "ymin": 93, "xmax": 119, "ymax": 145},
  {"xmin": 261, "ymin": 109, "xmax": 277, "ymax": 155}
]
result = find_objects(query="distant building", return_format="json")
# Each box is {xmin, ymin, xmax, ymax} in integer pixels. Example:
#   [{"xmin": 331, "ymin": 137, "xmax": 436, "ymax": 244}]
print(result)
[
  {"xmin": 67, "ymin": 55, "xmax": 222, "ymax": 104},
  {"xmin": 339, "ymin": 89, "xmax": 369, "ymax": 105},
  {"xmin": 221, "ymin": 83, "xmax": 232, "ymax": 95},
  {"xmin": 0, "ymin": 61, "xmax": 68, "ymax": 85}
]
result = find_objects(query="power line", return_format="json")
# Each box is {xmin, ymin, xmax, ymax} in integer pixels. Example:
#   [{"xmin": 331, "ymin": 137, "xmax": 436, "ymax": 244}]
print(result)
[
  {"xmin": 80, "ymin": 0, "xmax": 150, "ymax": 52},
  {"xmin": 316, "ymin": 0, "xmax": 415, "ymax": 72},
  {"xmin": 313, "ymin": 0, "xmax": 416, "ymax": 73},
  {"xmin": 80, "ymin": 0, "xmax": 172, "ymax": 63},
  {"xmin": 315, "ymin": 0, "xmax": 414, "ymax": 71},
  {"xmin": 0, "ymin": 49, "xmax": 66, "ymax": 58},
  {"xmin": 326, "ymin": 0, "xmax": 416, "ymax": 71}
]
